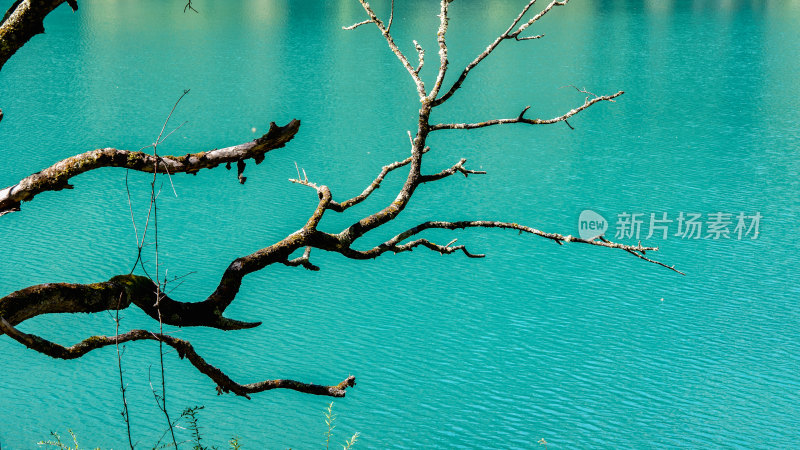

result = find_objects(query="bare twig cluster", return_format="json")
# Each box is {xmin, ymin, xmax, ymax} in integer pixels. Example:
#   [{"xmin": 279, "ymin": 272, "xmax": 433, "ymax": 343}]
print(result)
[{"xmin": 1, "ymin": 0, "xmax": 681, "ymax": 409}]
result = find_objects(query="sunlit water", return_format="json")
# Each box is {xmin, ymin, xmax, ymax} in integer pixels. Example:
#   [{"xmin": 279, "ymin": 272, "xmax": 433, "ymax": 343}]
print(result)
[{"xmin": 1, "ymin": 1, "xmax": 799, "ymax": 448}]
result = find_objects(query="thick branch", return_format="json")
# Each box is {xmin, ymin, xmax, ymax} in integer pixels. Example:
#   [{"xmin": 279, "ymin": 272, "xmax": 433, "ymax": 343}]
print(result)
[
  {"xmin": 1, "ymin": 175, "xmax": 330, "ymax": 336},
  {"xmin": 201, "ymin": 183, "xmax": 336, "ymax": 311},
  {"xmin": 0, "ymin": 274, "xmax": 260, "ymax": 333},
  {"xmin": 1, "ymin": 0, "xmax": 73, "ymax": 121},
  {"xmin": 0, "ymin": 318, "xmax": 356, "ymax": 398},
  {"xmin": 1, "ymin": 0, "xmax": 71, "ymax": 72},
  {"xmin": 430, "ymin": 91, "xmax": 623, "ymax": 131},
  {"xmin": 0, "ymin": 120, "xmax": 300, "ymax": 216}
]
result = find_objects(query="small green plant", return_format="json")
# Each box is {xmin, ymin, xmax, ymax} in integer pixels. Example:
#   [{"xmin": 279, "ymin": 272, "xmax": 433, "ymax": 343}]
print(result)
[
  {"xmin": 324, "ymin": 402, "xmax": 336, "ymax": 450},
  {"xmin": 183, "ymin": 406, "xmax": 206, "ymax": 450},
  {"xmin": 342, "ymin": 432, "xmax": 360, "ymax": 450},
  {"xmin": 37, "ymin": 430, "xmax": 99, "ymax": 450},
  {"xmin": 324, "ymin": 401, "xmax": 360, "ymax": 450},
  {"xmin": 40, "ymin": 401, "xmax": 360, "ymax": 449}
]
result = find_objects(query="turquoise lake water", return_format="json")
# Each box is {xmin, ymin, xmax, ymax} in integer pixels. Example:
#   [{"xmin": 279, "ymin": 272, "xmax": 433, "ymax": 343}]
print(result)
[{"xmin": 1, "ymin": 0, "xmax": 799, "ymax": 448}]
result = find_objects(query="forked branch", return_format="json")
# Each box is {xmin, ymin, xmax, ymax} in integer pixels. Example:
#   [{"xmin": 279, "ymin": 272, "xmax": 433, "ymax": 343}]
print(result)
[
  {"xmin": 419, "ymin": 158, "xmax": 486, "ymax": 183},
  {"xmin": 326, "ymin": 220, "xmax": 682, "ymax": 274},
  {"xmin": 432, "ymin": 0, "xmax": 570, "ymax": 107},
  {"xmin": 318, "ymin": 147, "xmax": 429, "ymax": 212}
]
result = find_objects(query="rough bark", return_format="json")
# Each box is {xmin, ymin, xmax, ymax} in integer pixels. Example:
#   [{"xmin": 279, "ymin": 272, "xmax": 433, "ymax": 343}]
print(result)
[
  {"xmin": 0, "ymin": 120, "xmax": 300, "ymax": 216},
  {"xmin": 1, "ymin": 0, "xmax": 70, "ymax": 72},
  {"xmin": 0, "ymin": 274, "xmax": 264, "ymax": 332}
]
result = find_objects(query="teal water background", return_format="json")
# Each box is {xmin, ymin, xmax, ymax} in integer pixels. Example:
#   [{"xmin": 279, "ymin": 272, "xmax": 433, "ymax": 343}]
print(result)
[{"xmin": 1, "ymin": 0, "xmax": 799, "ymax": 448}]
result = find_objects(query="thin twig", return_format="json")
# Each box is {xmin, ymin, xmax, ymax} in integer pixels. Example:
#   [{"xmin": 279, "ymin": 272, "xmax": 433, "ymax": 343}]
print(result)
[
  {"xmin": 345, "ymin": 0, "xmax": 427, "ymax": 99},
  {"xmin": 387, "ymin": 0, "xmax": 395, "ymax": 33},
  {"xmin": 430, "ymin": 91, "xmax": 624, "ymax": 131},
  {"xmin": 115, "ymin": 292, "xmax": 134, "ymax": 450},
  {"xmin": 343, "ymin": 19, "xmax": 372, "ymax": 30}
]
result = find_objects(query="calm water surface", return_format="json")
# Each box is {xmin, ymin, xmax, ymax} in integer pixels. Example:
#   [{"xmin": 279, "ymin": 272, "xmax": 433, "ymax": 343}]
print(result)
[{"xmin": 1, "ymin": 0, "xmax": 799, "ymax": 448}]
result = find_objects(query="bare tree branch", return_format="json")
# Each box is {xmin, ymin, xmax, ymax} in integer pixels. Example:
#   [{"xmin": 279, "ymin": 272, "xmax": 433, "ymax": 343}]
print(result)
[
  {"xmin": 1, "ymin": 0, "xmax": 75, "ymax": 121},
  {"xmin": 514, "ymin": 33, "xmax": 544, "ymax": 41},
  {"xmin": 114, "ymin": 292, "xmax": 134, "ymax": 449},
  {"xmin": 392, "ymin": 237, "xmax": 485, "ymax": 258},
  {"xmin": 0, "ymin": 120, "xmax": 300, "ymax": 216},
  {"xmin": 386, "ymin": 0, "xmax": 395, "ymax": 33},
  {"xmin": 430, "ymin": 91, "xmax": 623, "ymax": 131},
  {"xmin": 184, "ymin": 1, "xmax": 198, "ymax": 13},
  {"xmin": 0, "ymin": 0, "xmax": 681, "ymax": 406},
  {"xmin": 0, "ymin": 318, "xmax": 356, "ymax": 398},
  {"xmin": 315, "ymin": 218, "xmax": 682, "ymax": 274},
  {"xmin": 0, "ymin": 275, "xmax": 261, "ymax": 332},
  {"xmin": 598, "ymin": 236, "xmax": 685, "ymax": 275},
  {"xmin": 511, "ymin": 0, "xmax": 569, "ymax": 40}
]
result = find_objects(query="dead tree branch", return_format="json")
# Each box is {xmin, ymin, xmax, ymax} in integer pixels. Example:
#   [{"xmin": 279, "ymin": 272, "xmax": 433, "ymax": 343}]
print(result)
[
  {"xmin": 0, "ymin": 120, "xmax": 300, "ymax": 216},
  {"xmin": 419, "ymin": 158, "xmax": 486, "ymax": 183},
  {"xmin": 316, "ymin": 220, "xmax": 680, "ymax": 274},
  {"xmin": 282, "ymin": 246, "xmax": 320, "ymax": 271},
  {"xmin": 430, "ymin": 91, "xmax": 624, "ymax": 131},
  {"xmin": 0, "ymin": 318, "xmax": 356, "ymax": 398},
  {"xmin": 0, "ymin": 275, "xmax": 261, "ymax": 331},
  {"xmin": 184, "ymin": 1, "xmax": 197, "ymax": 14},
  {"xmin": 1, "ymin": 0, "xmax": 682, "ymax": 405}
]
